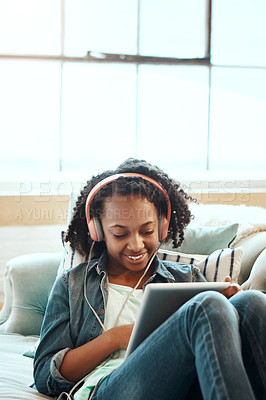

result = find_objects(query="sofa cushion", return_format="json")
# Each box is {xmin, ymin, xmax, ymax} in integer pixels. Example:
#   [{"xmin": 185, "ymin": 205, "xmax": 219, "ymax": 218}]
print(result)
[
  {"xmin": 235, "ymin": 232, "xmax": 266, "ymax": 284},
  {"xmin": 0, "ymin": 253, "xmax": 61, "ymax": 335},
  {"xmin": 0, "ymin": 333, "xmax": 52, "ymax": 399},
  {"xmin": 157, "ymin": 247, "xmax": 243, "ymax": 283},
  {"xmin": 162, "ymin": 223, "xmax": 239, "ymax": 255}
]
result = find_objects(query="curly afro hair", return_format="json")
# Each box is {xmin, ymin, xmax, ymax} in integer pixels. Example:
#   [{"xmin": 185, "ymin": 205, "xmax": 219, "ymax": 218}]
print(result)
[{"xmin": 65, "ymin": 158, "xmax": 195, "ymax": 257}]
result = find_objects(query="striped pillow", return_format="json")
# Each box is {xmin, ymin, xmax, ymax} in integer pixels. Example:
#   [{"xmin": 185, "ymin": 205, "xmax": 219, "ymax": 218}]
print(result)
[{"xmin": 157, "ymin": 247, "xmax": 243, "ymax": 283}]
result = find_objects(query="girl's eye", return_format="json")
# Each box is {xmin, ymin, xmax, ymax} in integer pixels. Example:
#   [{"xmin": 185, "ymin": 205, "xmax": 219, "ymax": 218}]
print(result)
[
  {"xmin": 142, "ymin": 230, "xmax": 154, "ymax": 236},
  {"xmin": 113, "ymin": 233, "xmax": 127, "ymax": 238},
  {"xmin": 112, "ymin": 231, "xmax": 154, "ymax": 238}
]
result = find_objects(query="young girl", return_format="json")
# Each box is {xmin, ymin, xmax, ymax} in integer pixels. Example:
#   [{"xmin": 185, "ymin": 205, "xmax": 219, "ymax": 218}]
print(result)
[{"xmin": 34, "ymin": 158, "xmax": 266, "ymax": 400}]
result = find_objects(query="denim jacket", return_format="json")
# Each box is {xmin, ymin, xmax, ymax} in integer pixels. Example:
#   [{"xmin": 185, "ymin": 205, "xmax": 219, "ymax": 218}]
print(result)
[{"xmin": 33, "ymin": 250, "xmax": 206, "ymax": 397}]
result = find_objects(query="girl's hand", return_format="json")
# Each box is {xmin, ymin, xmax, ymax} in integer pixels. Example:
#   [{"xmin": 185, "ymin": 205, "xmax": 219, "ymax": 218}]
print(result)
[
  {"xmin": 222, "ymin": 276, "xmax": 242, "ymax": 299},
  {"xmin": 59, "ymin": 324, "xmax": 134, "ymax": 382},
  {"xmin": 110, "ymin": 324, "xmax": 134, "ymax": 350}
]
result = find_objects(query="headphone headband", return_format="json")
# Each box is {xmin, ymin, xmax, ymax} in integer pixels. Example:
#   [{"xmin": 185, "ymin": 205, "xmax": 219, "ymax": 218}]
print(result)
[{"xmin": 85, "ymin": 173, "xmax": 171, "ymax": 241}]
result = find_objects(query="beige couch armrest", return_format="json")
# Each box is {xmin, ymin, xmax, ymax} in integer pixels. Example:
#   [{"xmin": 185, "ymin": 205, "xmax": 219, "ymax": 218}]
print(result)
[
  {"xmin": 241, "ymin": 248, "xmax": 266, "ymax": 293},
  {"xmin": 236, "ymin": 232, "xmax": 266, "ymax": 287}
]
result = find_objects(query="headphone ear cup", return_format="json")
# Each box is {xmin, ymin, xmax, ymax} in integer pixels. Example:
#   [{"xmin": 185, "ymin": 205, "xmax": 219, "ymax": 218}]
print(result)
[
  {"xmin": 159, "ymin": 216, "xmax": 169, "ymax": 241},
  {"xmin": 158, "ymin": 215, "xmax": 163, "ymax": 241},
  {"xmin": 93, "ymin": 218, "xmax": 104, "ymax": 242},
  {"xmin": 88, "ymin": 218, "xmax": 104, "ymax": 242}
]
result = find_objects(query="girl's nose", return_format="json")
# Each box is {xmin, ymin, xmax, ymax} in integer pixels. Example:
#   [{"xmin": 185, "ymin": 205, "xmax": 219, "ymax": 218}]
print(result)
[{"xmin": 127, "ymin": 234, "xmax": 145, "ymax": 252}]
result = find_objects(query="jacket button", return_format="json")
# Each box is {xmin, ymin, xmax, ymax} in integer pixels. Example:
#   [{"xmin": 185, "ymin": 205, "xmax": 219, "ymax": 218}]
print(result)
[{"xmin": 99, "ymin": 308, "xmax": 105, "ymax": 315}]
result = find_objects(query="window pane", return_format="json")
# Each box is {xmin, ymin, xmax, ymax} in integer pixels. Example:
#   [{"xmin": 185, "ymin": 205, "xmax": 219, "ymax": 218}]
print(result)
[
  {"xmin": 137, "ymin": 65, "xmax": 209, "ymax": 175},
  {"xmin": 0, "ymin": 0, "xmax": 61, "ymax": 55},
  {"xmin": 61, "ymin": 63, "xmax": 137, "ymax": 174},
  {"xmin": 0, "ymin": 61, "xmax": 61, "ymax": 175},
  {"xmin": 64, "ymin": 0, "xmax": 138, "ymax": 57},
  {"xmin": 209, "ymin": 67, "xmax": 266, "ymax": 171},
  {"xmin": 212, "ymin": 0, "xmax": 266, "ymax": 66},
  {"xmin": 140, "ymin": 0, "xmax": 208, "ymax": 58}
]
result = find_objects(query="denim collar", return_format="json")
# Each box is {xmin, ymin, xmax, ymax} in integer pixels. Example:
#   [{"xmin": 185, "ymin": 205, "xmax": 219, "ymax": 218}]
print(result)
[{"xmin": 87, "ymin": 250, "xmax": 175, "ymax": 282}]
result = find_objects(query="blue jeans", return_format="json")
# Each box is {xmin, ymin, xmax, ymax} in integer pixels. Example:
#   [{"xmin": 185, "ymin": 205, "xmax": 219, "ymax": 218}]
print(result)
[{"xmin": 91, "ymin": 290, "xmax": 266, "ymax": 400}]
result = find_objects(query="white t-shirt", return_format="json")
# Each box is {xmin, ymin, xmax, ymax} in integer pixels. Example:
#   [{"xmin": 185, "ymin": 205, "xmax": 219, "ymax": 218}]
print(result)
[{"xmin": 74, "ymin": 282, "xmax": 144, "ymax": 400}]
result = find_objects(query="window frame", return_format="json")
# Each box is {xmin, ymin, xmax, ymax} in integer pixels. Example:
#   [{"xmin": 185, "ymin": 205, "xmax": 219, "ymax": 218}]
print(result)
[{"xmin": 0, "ymin": 0, "xmax": 265, "ymax": 184}]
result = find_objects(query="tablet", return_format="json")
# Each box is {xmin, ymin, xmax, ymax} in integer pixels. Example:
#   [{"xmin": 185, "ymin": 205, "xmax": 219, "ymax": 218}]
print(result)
[{"xmin": 125, "ymin": 281, "xmax": 230, "ymax": 358}]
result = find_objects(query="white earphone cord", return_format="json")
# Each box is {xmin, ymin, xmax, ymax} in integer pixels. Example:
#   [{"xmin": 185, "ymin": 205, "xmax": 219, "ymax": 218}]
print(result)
[
  {"xmin": 83, "ymin": 241, "xmax": 107, "ymax": 331},
  {"xmin": 58, "ymin": 241, "xmax": 162, "ymax": 400}
]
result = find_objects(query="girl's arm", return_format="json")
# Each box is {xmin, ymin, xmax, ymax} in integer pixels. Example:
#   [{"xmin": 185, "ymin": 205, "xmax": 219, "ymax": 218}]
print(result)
[
  {"xmin": 34, "ymin": 272, "xmax": 132, "ymax": 396},
  {"xmin": 60, "ymin": 324, "xmax": 133, "ymax": 382}
]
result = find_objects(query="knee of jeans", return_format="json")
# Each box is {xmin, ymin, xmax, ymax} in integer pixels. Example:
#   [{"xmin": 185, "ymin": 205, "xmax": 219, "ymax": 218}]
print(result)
[
  {"xmin": 186, "ymin": 290, "xmax": 236, "ymax": 323},
  {"xmin": 181, "ymin": 291, "xmax": 238, "ymax": 338},
  {"xmin": 193, "ymin": 290, "xmax": 228, "ymax": 308},
  {"xmin": 230, "ymin": 289, "xmax": 266, "ymax": 317}
]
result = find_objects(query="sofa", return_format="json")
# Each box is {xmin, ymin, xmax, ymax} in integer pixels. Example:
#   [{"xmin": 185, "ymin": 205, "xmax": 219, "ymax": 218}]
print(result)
[{"xmin": 1, "ymin": 202, "xmax": 266, "ymax": 399}]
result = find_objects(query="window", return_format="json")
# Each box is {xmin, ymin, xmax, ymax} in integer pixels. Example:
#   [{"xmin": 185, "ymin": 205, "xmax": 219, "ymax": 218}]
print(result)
[
  {"xmin": 0, "ymin": 0, "xmax": 265, "ymax": 178},
  {"xmin": 0, "ymin": 60, "xmax": 61, "ymax": 174},
  {"xmin": 61, "ymin": 62, "xmax": 137, "ymax": 172},
  {"xmin": 0, "ymin": 0, "xmax": 61, "ymax": 55}
]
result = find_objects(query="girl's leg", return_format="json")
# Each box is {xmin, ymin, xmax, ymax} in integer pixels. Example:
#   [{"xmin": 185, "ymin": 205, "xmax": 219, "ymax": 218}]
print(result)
[
  {"xmin": 185, "ymin": 376, "xmax": 203, "ymax": 400},
  {"xmin": 92, "ymin": 291, "xmax": 255, "ymax": 400},
  {"xmin": 230, "ymin": 290, "xmax": 266, "ymax": 399}
]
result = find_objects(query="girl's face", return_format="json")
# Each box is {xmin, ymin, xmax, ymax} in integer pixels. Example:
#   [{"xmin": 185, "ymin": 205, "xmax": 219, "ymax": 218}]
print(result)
[{"xmin": 101, "ymin": 194, "xmax": 160, "ymax": 276}]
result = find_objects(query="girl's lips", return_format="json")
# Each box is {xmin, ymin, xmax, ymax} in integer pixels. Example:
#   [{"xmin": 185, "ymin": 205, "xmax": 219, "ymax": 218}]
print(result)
[{"xmin": 124, "ymin": 252, "xmax": 147, "ymax": 262}]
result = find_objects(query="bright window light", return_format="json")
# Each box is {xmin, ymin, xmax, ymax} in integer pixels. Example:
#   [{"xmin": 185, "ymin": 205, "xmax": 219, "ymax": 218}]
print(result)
[
  {"xmin": 209, "ymin": 67, "xmax": 266, "ymax": 170},
  {"xmin": 64, "ymin": 0, "xmax": 138, "ymax": 57},
  {"xmin": 0, "ymin": 60, "xmax": 61, "ymax": 175},
  {"xmin": 61, "ymin": 63, "xmax": 137, "ymax": 174},
  {"xmin": 212, "ymin": 0, "xmax": 266, "ymax": 66},
  {"xmin": 137, "ymin": 65, "xmax": 209, "ymax": 174},
  {"xmin": 140, "ymin": 0, "xmax": 208, "ymax": 57},
  {"xmin": 0, "ymin": 1, "xmax": 266, "ymax": 179},
  {"xmin": 0, "ymin": 0, "xmax": 61, "ymax": 55}
]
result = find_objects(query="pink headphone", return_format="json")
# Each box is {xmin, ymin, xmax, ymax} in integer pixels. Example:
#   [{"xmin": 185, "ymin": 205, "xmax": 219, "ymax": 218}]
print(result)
[{"xmin": 85, "ymin": 173, "xmax": 171, "ymax": 242}]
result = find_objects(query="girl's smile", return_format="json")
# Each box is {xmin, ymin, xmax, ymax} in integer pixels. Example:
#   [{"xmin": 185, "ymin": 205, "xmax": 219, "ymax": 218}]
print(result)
[
  {"xmin": 100, "ymin": 194, "xmax": 160, "ymax": 286},
  {"xmin": 124, "ymin": 253, "xmax": 146, "ymax": 261}
]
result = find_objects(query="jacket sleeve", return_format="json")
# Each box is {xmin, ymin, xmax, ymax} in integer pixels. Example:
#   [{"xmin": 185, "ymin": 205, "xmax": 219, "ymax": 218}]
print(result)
[
  {"xmin": 192, "ymin": 265, "xmax": 207, "ymax": 282},
  {"xmin": 33, "ymin": 273, "xmax": 75, "ymax": 397}
]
